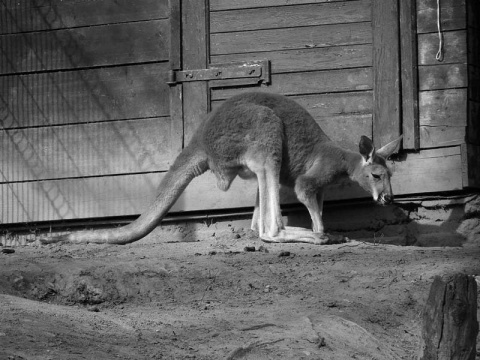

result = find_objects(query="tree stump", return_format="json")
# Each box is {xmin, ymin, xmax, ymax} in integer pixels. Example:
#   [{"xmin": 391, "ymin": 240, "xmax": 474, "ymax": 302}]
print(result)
[{"xmin": 419, "ymin": 273, "xmax": 478, "ymax": 360}]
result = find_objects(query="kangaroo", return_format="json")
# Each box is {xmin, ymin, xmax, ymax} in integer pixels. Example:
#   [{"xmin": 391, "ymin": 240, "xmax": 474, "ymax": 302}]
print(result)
[{"xmin": 39, "ymin": 92, "xmax": 402, "ymax": 245}]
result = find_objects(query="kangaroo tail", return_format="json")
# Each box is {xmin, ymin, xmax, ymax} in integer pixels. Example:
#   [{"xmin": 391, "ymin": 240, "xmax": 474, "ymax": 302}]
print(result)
[{"xmin": 39, "ymin": 145, "xmax": 209, "ymax": 245}]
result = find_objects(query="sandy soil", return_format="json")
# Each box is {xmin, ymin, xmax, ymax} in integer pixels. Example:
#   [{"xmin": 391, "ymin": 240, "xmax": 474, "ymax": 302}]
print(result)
[{"xmin": 1, "ymin": 230, "xmax": 479, "ymax": 360}]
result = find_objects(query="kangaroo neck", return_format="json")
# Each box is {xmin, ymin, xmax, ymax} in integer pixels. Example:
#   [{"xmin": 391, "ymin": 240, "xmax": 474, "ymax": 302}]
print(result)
[{"xmin": 315, "ymin": 143, "xmax": 363, "ymax": 178}]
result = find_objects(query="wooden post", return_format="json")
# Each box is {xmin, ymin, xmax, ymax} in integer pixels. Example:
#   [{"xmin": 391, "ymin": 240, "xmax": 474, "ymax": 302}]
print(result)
[
  {"xmin": 419, "ymin": 274, "xmax": 478, "ymax": 360},
  {"xmin": 372, "ymin": 0, "xmax": 401, "ymax": 147}
]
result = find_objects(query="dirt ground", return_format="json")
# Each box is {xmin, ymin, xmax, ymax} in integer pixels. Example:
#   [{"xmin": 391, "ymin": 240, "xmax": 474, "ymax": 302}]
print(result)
[{"xmin": 1, "ymin": 229, "xmax": 479, "ymax": 360}]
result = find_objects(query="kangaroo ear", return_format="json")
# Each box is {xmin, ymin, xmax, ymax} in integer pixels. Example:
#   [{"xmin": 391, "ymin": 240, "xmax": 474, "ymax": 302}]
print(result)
[
  {"xmin": 376, "ymin": 135, "xmax": 403, "ymax": 159},
  {"xmin": 359, "ymin": 135, "xmax": 375, "ymax": 163}
]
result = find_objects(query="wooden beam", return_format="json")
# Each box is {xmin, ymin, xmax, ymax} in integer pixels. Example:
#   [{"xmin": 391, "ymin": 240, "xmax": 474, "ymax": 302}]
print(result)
[
  {"xmin": 372, "ymin": 0, "xmax": 401, "ymax": 147},
  {"xmin": 182, "ymin": 0, "xmax": 209, "ymax": 144},
  {"xmin": 169, "ymin": 0, "xmax": 183, "ymax": 155},
  {"xmin": 400, "ymin": 0, "xmax": 419, "ymax": 149}
]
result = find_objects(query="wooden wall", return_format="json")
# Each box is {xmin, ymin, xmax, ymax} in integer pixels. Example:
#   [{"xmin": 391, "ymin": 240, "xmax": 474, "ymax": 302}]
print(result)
[
  {"xmin": 0, "ymin": 0, "xmax": 179, "ymax": 223},
  {"xmin": 209, "ymin": 0, "xmax": 374, "ymax": 152},
  {"xmin": 417, "ymin": 0, "xmax": 468, "ymax": 148},
  {"xmin": 0, "ymin": 0, "xmax": 475, "ymax": 228}
]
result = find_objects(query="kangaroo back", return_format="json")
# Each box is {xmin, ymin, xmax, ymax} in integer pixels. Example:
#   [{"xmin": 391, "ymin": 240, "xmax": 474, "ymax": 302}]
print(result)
[
  {"xmin": 40, "ymin": 144, "xmax": 209, "ymax": 245},
  {"xmin": 216, "ymin": 92, "xmax": 331, "ymax": 187}
]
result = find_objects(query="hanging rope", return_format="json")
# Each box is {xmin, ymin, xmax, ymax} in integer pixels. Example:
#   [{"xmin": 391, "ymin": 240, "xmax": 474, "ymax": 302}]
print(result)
[{"xmin": 435, "ymin": 0, "xmax": 444, "ymax": 61}]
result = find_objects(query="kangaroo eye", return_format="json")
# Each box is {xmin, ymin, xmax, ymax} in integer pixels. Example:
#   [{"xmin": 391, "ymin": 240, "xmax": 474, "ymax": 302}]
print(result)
[{"xmin": 372, "ymin": 173, "xmax": 381, "ymax": 180}]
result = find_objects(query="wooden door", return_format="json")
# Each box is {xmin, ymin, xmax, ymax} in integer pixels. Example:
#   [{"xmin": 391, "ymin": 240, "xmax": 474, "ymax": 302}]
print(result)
[{"xmin": 174, "ymin": 0, "xmax": 407, "ymax": 211}]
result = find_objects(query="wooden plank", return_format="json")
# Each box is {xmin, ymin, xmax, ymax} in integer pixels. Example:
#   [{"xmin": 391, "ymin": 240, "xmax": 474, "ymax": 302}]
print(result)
[
  {"xmin": 290, "ymin": 92, "xmax": 373, "ymax": 119},
  {"xmin": 182, "ymin": 0, "xmax": 209, "ymax": 145},
  {"xmin": 420, "ymin": 126, "xmax": 465, "ymax": 148},
  {"xmin": 0, "ymin": 146, "xmax": 464, "ymax": 224},
  {"xmin": 418, "ymin": 63, "xmax": 467, "ymax": 90},
  {"xmin": 1, "ymin": 63, "xmax": 170, "ymax": 129},
  {"xmin": 417, "ymin": 0, "xmax": 461, "ymax": 11},
  {"xmin": 169, "ymin": 0, "xmax": 182, "ymax": 70},
  {"xmin": 418, "ymin": 30, "xmax": 467, "ymax": 65},
  {"xmin": 211, "ymin": 22, "xmax": 372, "ymax": 55},
  {"xmin": 419, "ymin": 89, "xmax": 467, "ymax": 126},
  {"xmin": 392, "ymin": 147, "xmax": 463, "ymax": 193},
  {"xmin": 210, "ymin": 1, "xmax": 371, "ymax": 33},
  {"xmin": 168, "ymin": 0, "xmax": 184, "ymax": 154},
  {"xmin": 0, "ymin": 118, "xmax": 176, "ymax": 182},
  {"xmin": 291, "ymin": 93, "xmax": 373, "ymax": 150},
  {"xmin": 0, "ymin": 20, "xmax": 169, "ymax": 74},
  {"xmin": 372, "ymin": 0, "xmax": 401, "ymax": 147},
  {"xmin": 210, "ymin": 0, "xmax": 358, "ymax": 11},
  {"xmin": 211, "ymin": 68, "xmax": 372, "ymax": 100},
  {"xmin": 211, "ymin": 44, "xmax": 372, "ymax": 73},
  {"xmin": 400, "ymin": 0, "xmax": 419, "ymax": 149},
  {"xmin": 417, "ymin": 0, "xmax": 466, "ymax": 34},
  {"xmin": 0, "ymin": 0, "xmax": 169, "ymax": 34}
]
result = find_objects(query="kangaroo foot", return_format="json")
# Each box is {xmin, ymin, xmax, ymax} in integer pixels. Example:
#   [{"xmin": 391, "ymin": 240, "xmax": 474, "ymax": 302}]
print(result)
[{"xmin": 260, "ymin": 227, "xmax": 346, "ymax": 245}]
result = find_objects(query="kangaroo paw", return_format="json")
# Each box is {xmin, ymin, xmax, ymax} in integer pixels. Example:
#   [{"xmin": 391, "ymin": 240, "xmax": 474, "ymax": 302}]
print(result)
[{"xmin": 260, "ymin": 228, "xmax": 345, "ymax": 245}]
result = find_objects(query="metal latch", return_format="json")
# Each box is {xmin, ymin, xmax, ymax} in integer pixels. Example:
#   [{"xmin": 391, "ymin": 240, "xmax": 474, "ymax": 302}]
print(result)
[{"xmin": 167, "ymin": 60, "xmax": 270, "ymax": 87}]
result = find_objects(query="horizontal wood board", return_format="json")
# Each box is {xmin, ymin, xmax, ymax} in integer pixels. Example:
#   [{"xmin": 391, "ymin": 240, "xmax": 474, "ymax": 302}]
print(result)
[
  {"xmin": 418, "ymin": 63, "xmax": 467, "ymax": 90},
  {"xmin": 416, "ymin": 0, "xmax": 466, "ymax": 33},
  {"xmin": 418, "ymin": 30, "xmax": 467, "ymax": 65},
  {"xmin": 211, "ymin": 22, "xmax": 372, "ymax": 55},
  {"xmin": 210, "ymin": 0, "xmax": 360, "ymax": 11},
  {"xmin": 0, "ymin": 20, "xmax": 169, "ymax": 74},
  {"xmin": 211, "ymin": 44, "xmax": 372, "ymax": 73},
  {"xmin": 419, "ymin": 89, "xmax": 467, "ymax": 126},
  {"xmin": 1, "ymin": 118, "xmax": 176, "ymax": 183},
  {"xmin": 211, "ymin": 68, "xmax": 372, "ymax": 100},
  {"xmin": 418, "ymin": 89, "xmax": 467, "ymax": 147},
  {"xmin": 1, "ymin": 63, "xmax": 170, "ymax": 129},
  {"xmin": 210, "ymin": 0, "xmax": 370, "ymax": 33},
  {"xmin": 0, "ymin": 147, "xmax": 463, "ymax": 224},
  {"xmin": 0, "ymin": 0, "xmax": 169, "ymax": 34}
]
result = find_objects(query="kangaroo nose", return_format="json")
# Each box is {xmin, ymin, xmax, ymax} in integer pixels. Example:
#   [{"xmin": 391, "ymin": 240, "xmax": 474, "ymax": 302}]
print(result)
[{"xmin": 383, "ymin": 194, "xmax": 393, "ymax": 204}]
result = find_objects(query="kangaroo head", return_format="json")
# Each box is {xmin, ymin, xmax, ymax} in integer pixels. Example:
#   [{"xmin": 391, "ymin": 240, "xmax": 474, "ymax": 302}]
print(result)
[{"xmin": 355, "ymin": 135, "xmax": 403, "ymax": 205}]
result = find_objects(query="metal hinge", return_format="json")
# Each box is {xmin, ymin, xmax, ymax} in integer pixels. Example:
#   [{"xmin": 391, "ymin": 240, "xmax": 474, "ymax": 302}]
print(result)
[{"xmin": 167, "ymin": 60, "xmax": 270, "ymax": 87}]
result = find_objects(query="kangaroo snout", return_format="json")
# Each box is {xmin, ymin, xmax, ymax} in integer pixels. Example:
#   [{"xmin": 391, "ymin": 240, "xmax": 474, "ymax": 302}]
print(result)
[{"xmin": 378, "ymin": 193, "xmax": 394, "ymax": 205}]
